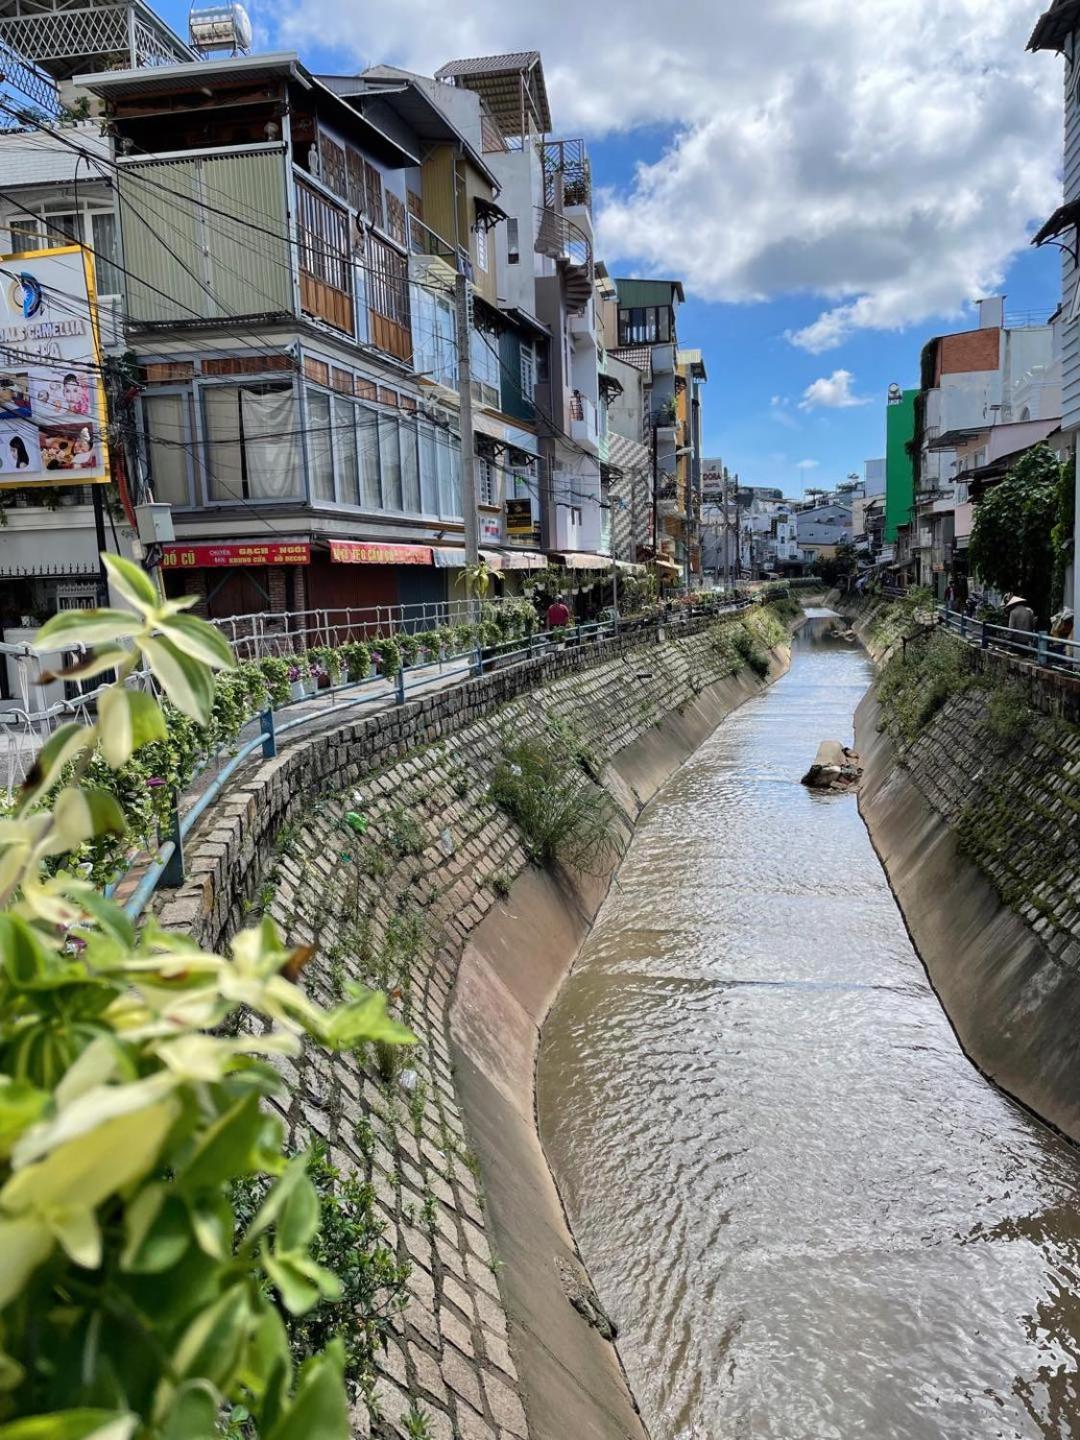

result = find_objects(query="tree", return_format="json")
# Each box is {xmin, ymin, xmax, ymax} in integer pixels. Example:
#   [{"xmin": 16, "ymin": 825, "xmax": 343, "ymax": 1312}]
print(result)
[
  {"xmin": 0, "ymin": 555, "xmax": 412, "ymax": 1437},
  {"xmin": 970, "ymin": 443, "xmax": 1062, "ymax": 625},
  {"xmin": 811, "ymin": 539, "xmax": 858, "ymax": 588}
]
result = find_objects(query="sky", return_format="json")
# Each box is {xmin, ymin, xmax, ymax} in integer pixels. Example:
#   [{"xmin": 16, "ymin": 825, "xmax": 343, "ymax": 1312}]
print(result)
[{"xmin": 156, "ymin": 0, "xmax": 1066, "ymax": 495}]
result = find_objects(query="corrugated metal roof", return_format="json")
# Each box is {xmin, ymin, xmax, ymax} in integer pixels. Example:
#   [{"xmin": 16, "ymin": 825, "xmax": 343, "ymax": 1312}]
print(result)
[{"xmin": 432, "ymin": 52, "xmax": 551, "ymax": 135}]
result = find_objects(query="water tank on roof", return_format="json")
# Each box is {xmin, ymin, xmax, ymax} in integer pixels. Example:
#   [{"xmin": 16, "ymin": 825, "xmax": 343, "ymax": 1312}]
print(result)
[{"xmin": 189, "ymin": 3, "xmax": 253, "ymax": 56}]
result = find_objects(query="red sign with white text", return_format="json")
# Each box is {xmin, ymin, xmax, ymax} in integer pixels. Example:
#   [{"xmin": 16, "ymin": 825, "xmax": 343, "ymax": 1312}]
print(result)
[
  {"xmin": 161, "ymin": 542, "xmax": 311, "ymax": 569},
  {"xmin": 329, "ymin": 541, "xmax": 433, "ymax": 566}
]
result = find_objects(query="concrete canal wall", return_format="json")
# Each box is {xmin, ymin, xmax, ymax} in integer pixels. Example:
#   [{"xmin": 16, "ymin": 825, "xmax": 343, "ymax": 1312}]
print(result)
[
  {"xmin": 156, "ymin": 606, "xmax": 794, "ymax": 1440},
  {"xmin": 846, "ymin": 597, "xmax": 1080, "ymax": 1143}
]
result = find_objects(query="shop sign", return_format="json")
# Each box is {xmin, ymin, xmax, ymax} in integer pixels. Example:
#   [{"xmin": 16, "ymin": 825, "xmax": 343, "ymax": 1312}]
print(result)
[
  {"xmin": 329, "ymin": 540, "xmax": 433, "ymax": 565},
  {"xmin": 162, "ymin": 542, "xmax": 311, "ymax": 569}
]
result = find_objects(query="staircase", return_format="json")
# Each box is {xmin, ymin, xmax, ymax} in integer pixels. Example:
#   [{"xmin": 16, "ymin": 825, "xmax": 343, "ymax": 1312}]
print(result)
[{"xmin": 535, "ymin": 205, "xmax": 593, "ymax": 315}]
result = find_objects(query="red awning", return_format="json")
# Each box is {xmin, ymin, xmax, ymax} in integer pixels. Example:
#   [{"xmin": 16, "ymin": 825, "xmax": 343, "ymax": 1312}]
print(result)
[{"xmin": 162, "ymin": 542, "xmax": 311, "ymax": 569}]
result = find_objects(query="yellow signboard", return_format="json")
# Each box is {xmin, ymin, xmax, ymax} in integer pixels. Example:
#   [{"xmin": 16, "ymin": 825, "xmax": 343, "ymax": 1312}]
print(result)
[{"xmin": 0, "ymin": 244, "xmax": 109, "ymax": 489}]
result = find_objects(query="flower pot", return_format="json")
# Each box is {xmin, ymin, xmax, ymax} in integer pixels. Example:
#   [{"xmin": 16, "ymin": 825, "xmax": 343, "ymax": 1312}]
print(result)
[{"xmin": 289, "ymin": 681, "xmax": 306, "ymax": 702}]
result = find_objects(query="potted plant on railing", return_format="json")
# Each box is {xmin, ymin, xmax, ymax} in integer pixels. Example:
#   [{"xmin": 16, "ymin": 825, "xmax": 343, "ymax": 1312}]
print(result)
[
  {"xmin": 340, "ymin": 639, "xmax": 372, "ymax": 683},
  {"xmin": 397, "ymin": 632, "xmax": 421, "ymax": 670},
  {"xmin": 287, "ymin": 657, "xmax": 310, "ymax": 702},
  {"xmin": 307, "ymin": 644, "xmax": 342, "ymax": 691},
  {"xmin": 258, "ymin": 654, "xmax": 292, "ymax": 708},
  {"xmin": 372, "ymin": 634, "xmax": 402, "ymax": 678}
]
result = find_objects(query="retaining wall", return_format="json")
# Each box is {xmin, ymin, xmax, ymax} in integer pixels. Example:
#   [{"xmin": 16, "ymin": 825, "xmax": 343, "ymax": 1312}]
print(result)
[
  {"xmin": 157, "ymin": 608, "xmax": 792, "ymax": 1440},
  {"xmin": 848, "ymin": 599, "xmax": 1080, "ymax": 1142}
]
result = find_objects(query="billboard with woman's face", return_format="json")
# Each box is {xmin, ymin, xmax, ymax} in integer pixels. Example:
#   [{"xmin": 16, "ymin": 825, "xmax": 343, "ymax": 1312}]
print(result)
[{"xmin": 0, "ymin": 244, "xmax": 108, "ymax": 487}]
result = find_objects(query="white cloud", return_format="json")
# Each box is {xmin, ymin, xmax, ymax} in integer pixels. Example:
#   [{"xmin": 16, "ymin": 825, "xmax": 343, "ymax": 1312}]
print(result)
[
  {"xmin": 799, "ymin": 370, "xmax": 870, "ymax": 410},
  {"xmin": 795, "ymin": 459, "xmax": 820, "ymax": 471},
  {"xmin": 267, "ymin": 0, "xmax": 1060, "ymax": 349}
]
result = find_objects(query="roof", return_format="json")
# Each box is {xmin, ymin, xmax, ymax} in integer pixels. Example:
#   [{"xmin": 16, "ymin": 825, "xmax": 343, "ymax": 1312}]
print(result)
[
  {"xmin": 1032, "ymin": 198, "xmax": 1080, "ymax": 248},
  {"xmin": 497, "ymin": 303, "xmax": 550, "ymax": 338},
  {"xmin": 927, "ymin": 425, "xmax": 989, "ymax": 451},
  {"xmin": 77, "ymin": 53, "xmax": 416, "ymax": 168},
  {"xmin": 614, "ymin": 277, "xmax": 686, "ymax": 309},
  {"xmin": 333, "ymin": 68, "xmax": 500, "ymax": 188},
  {"xmin": 609, "ymin": 345, "xmax": 653, "ymax": 376},
  {"xmin": 1028, "ymin": 0, "xmax": 1080, "ymax": 50},
  {"xmin": 433, "ymin": 52, "xmax": 551, "ymax": 135}
]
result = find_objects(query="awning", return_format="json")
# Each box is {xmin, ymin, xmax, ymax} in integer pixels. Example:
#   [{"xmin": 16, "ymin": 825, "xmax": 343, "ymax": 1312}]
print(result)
[
  {"xmin": 496, "ymin": 551, "xmax": 546, "ymax": 569},
  {"xmin": 551, "ymin": 552, "xmax": 614, "ymax": 570},
  {"xmin": 431, "ymin": 547, "xmax": 505, "ymax": 569},
  {"xmin": 651, "ymin": 558, "xmax": 681, "ymax": 581},
  {"xmin": 614, "ymin": 560, "xmax": 646, "ymax": 576},
  {"xmin": 329, "ymin": 541, "xmax": 432, "ymax": 565},
  {"xmin": 1032, "ymin": 197, "xmax": 1080, "ymax": 247}
]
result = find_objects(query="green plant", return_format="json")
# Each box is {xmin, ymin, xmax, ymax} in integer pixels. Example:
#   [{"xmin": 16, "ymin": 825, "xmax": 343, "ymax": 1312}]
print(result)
[
  {"xmin": 490, "ymin": 733, "xmax": 619, "ymax": 873},
  {"xmin": 970, "ymin": 443, "xmax": 1062, "ymax": 626},
  {"xmin": 986, "ymin": 683, "xmax": 1034, "ymax": 745},
  {"xmin": 307, "ymin": 645, "xmax": 343, "ymax": 685},
  {"xmin": 403, "ymin": 1401, "xmax": 433, "ymax": 1439},
  {"xmin": 385, "ymin": 805, "xmax": 424, "ymax": 858},
  {"xmin": 0, "ymin": 553, "xmax": 415, "ymax": 1438},
  {"xmin": 258, "ymin": 656, "xmax": 293, "ymax": 709},
  {"xmin": 488, "ymin": 869, "xmax": 513, "ymax": 899},
  {"xmin": 876, "ymin": 629, "xmax": 974, "ymax": 743},
  {"xmin": 733, "ymin": 624, "xmax": 770, "ymax": 678},
  {"xmin": 371, "ymin": 635, "xmax": 401, "ymax": 678},
  {"xmin": 339, "ymin": 640, "xmax": 372, "ymax": 683}
]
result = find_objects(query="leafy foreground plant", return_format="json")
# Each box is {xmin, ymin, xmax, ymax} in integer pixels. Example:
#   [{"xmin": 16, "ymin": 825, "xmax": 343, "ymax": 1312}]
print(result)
[{"xmin": 0, "ymin": 554, "xmax": 413, "ymax": 1440}]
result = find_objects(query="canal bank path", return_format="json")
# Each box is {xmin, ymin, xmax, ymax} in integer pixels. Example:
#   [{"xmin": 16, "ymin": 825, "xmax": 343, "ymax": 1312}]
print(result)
[{"xmin": 538, "ymin": 616, "xmax": 1080, "ymax": 1440}]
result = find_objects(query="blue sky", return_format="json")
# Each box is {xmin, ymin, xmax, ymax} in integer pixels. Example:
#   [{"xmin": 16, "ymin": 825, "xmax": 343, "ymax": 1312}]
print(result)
[{"xmin": 153, "ymin": 0, "xmax": 1065, "ymax": 497}]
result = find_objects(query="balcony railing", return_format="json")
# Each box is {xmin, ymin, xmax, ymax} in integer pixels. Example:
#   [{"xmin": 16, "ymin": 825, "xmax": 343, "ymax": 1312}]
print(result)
[
  {"xmin": 542, "ymin": 138, "xmax": 591, "ymax": 209},
  {"xmin": 408, "ymin": 213, "xmax": 459, "ymax": 267}
]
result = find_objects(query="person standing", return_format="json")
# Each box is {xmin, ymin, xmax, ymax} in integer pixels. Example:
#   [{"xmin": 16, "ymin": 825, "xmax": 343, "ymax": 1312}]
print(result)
[
  {"xmin": 1006, "ymin": 595, "xmax": 1036, "ymax": 638},
  {"xmin": 547, "ymin": 593, "xmax": 571, "ymax": 630}
]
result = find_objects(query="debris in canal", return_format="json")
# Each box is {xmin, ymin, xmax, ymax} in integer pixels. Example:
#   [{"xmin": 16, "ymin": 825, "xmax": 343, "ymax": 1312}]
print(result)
[{"xmin": 800, "ymin": 739, "xmax": 863, "ymax": 790}]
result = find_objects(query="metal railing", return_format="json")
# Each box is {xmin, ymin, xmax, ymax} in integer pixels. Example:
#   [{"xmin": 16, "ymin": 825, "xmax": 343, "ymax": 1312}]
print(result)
[
  {"xmin": 2, "ymin": 593, "xmax": 763, "ymax": 922},
  {"xmin": 937, "ymin": 606, "xmax": 1080, "ymax": 676},
  {"xmin": 208, "ymin": 599, "xmax": 503, "ymax": 662}
]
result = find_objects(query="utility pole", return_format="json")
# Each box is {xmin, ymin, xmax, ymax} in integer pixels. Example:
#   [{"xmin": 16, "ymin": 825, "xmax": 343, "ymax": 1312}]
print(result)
[{"xmin": 454, "ymin": 272, "xmax": 480, "ymax": 613}]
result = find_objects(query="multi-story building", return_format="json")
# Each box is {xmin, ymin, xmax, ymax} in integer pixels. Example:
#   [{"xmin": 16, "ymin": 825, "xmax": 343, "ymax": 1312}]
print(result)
[
  {"xmin": 1027, "ymin": 0, "xmax": 1080, "ymax": 622},
  {"xmin": 794, "ymin": 500, "xmax": 852, "ymax": 568},
  {"xmin": 907, "ymin": 298, "xmax": 1057, "ymax": 598}
]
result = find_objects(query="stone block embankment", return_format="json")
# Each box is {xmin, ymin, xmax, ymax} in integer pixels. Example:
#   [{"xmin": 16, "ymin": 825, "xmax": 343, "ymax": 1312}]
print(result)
[
  {"xmin": 155, "ymin": 607, "xmax": 792, "ymax": 1440},
  {"xmin": 851, "ymin": 602, "xmax": 1080, "ymax": 1142}
]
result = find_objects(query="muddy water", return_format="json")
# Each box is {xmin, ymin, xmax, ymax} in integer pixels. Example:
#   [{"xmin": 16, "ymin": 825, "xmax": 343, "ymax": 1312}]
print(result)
[{"xmin": 538, "ymin": 618, "xmax": 1080, "ymax": 1440}]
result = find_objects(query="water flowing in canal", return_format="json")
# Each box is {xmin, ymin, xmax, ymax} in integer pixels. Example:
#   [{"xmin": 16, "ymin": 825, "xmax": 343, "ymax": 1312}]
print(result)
[{"xmin": 538, "ymin": 617, "xmax": 1080, "ymax": 1440}]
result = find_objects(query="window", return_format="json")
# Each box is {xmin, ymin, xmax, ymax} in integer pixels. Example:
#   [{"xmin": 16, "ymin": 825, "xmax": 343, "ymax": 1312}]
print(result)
[
  {"xmin": 520, "ymin": 342, "xmax": 536, "ymax": 403},
  {"xmin": 412, "ymin": 288, "xmax": 457, "ymax": 390},
  {"xmin": 346, "ymin": 148, "xmax": 364, "ymax": 210},
  {"xmin": 363, "ymin": 161, "xmax": 384, "ymax": 230},
  {"xmin": 358, "ymin": 402, "xmax": 381, "ymax": 507},
  {"xmin": 400, "ymin": 420, "xmax": 420, "ymax": 512},
  {"xmin": 44, "ymin": 212, "xmax": 80, "ymax": 245},
  {"xmin": 379, "ymin": 414, "xmax": 402, "ymax": 509},
  {"xmin": 470, "ymin": 326, "xmax": 501, "ymax": 409},
  {"xmin": 507, "ymin": 217, "xmax": 519, "ymax": 264},
  {"xmin": 306, "ymin": 389, "xmax": 335, "ymax": 502},
  {"xmin": 335, "ymin": 396, "xmax": 359, "ymax": 505},
  {"xmin": 8, "ymin": 218, "xmax": 39, "ymax": 254},
  {"xmin": 368, "ymin": 234, "xmax": 410, "ymax": 327},
  {"xmin": 436, "ymin": 430, "xmax": 461, "ymax": 517},
  {"xmin": 385, "ymin": 192, "xmax": 407, "ymax": 246},
  {"xmin": 477, "ymin": 457, "xmax": 496, "ymax": 507},
  {"xmin": 617, "ymin": 306, "xmax": 673, "ymax": 346},
  {"xmin": 418, "ymin": 421, "xmax": 438, "ymax": 515},
  {"xmin": 90, "ymin": 212, "xmax": 123, "ymax": 296},
  {"xmin": 320, "ymin": 134, "xmax": 347, "ymax": 200},
  {"xmin": 474, "ymin": 222, "xmax": 488, "ymax": 273},
  {"xmin": 296, "ymin": 182, "xmax": 351, "ymax": 293},
  {"xmin": 203, "ymin": 382, "xmax": 299, "ymax": 501},
  {"xmin": 143, "ymin": 393, "xmax": 190, "ymax": 506}
]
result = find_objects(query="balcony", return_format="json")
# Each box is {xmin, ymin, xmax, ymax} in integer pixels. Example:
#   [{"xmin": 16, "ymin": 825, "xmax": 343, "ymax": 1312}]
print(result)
[
  {"xmin": 569, "ymin": 392, "xmax": 599, "ymax": 451},
  {"xmin": 542, "ymin": 138, "xmax": 592, "ymax": 210}
]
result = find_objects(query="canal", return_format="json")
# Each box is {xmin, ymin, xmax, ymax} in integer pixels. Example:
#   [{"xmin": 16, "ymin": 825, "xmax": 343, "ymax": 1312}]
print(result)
[{"xmin": 537, "ymin": 617, "xmax": 1080, "ymax": 1439}]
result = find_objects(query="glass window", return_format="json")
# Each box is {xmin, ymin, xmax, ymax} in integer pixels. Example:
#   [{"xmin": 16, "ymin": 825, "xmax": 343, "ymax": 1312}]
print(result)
[
  {"xmin": 204, "ymin": 382, "xmax": 300, "ymax": 503},
  {"xmin": 436, "ymin": 430, "xmax": 458, "ymax": 517},
  {"xmin": 8, "ymin": 218, "xmax": 39, "ymax": 253},
  {"xmin": 379, "ymin": 414, "xmax": 402, "ymax": 510},
  {"xmin": 520, "ymin": 342, "xmax": 535, "ymax": 402},
  {"xmin": 91, "ymin": 212, "xmax": 123, "ymax": 296},
  {"xmin": 45, "ymin": 213, "xmax": 80, "ymax": 245},
  {"xmin": 143, "ymin": 393, "xmax": 189, "ymax": 506},
  {"xmin": 477, "ymin": 457, "xmax": 496, "ymax": 507},
  {"xmin": 400, "ymin": 416, "xmax": 420, "ymax": 513},
  {"xmin": 307, "ymin": 389, "xmax": 335, "ymax": 502},
  {"xmin": 507, "ymin": 217, "xmax": 519, "ymax": 263},
  {"xmin": 334, "ymin": 396, "xmax": 359, "ymax": 505},
  {"xmin": 358, "ymin": 403, "xmax": 381, "ymax": 507},
  {"xmin": 475, "ymin": 222, "xmax": 488, "ymax": 273},
  {"xmin": 418, "ymin": 421, "xmax": 438, "ymax": 515}
]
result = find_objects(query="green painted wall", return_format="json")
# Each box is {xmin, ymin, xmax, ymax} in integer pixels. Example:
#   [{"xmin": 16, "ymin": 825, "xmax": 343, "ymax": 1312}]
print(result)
[{"xmin": 885, "ymin": 390, "xmax": 918, "ymax": 542}]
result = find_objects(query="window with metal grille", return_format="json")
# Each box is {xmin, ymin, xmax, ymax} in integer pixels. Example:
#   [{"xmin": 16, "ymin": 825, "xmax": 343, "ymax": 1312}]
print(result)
[
  {"xmin": 519, "ymin": 342, "xmax": 536, "ymax": 402},
  {"xmin": 477, "ymin": 456, "xmax": 496, "ymax": 507},
  {"xmin": 296, "ymin": 182, "xmax": 350, "ymax": 293},
  {"xmin": 364, "ymin": 161, "xmax": 384, "ymax": 229},
  {"xmin": 385, "ymin": 192, "xmax": 407, "ymax": 246},
  {"xmin": 368, "ymin": 235, "xmax": 410, "ymax": 327}
]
